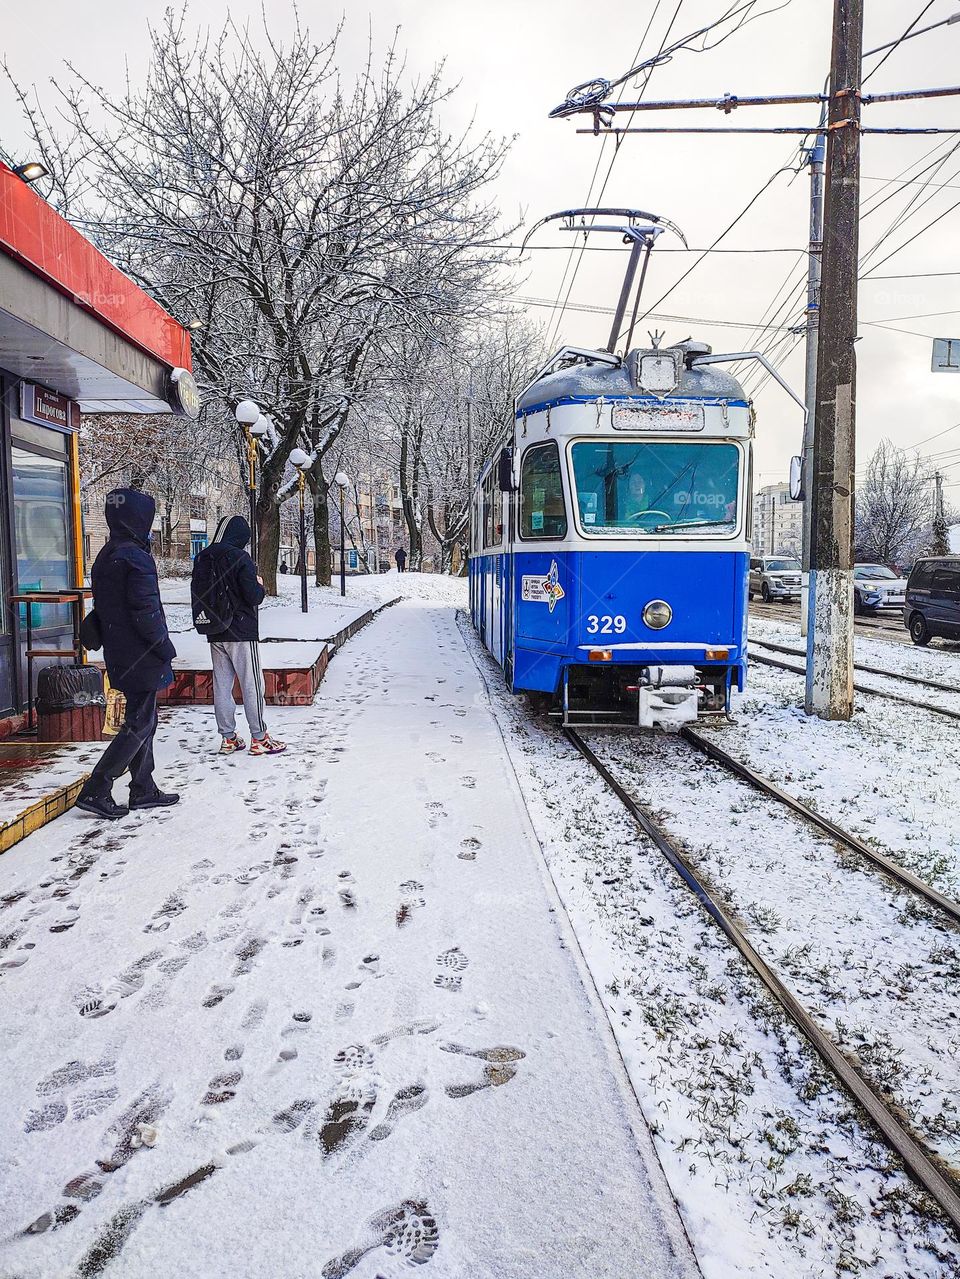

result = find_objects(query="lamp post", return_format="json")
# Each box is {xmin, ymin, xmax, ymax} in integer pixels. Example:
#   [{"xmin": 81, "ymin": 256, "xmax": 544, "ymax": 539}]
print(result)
[
  {"xmin": 235, "ymin": 400, "xmax": 265, "ymax": 566},
  {"xmin": 335, "ymin": 471, "xmax": 350, "ymax": 597},
  {"xmin": 290, "ymin": 448, "xmax": 311, "ymax": 614}
]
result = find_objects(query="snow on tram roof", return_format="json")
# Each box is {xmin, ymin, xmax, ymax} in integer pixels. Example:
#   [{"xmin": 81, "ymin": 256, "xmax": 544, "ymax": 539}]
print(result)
[{"xmin": 517, "ymin": 342, "xmax": 749, "ymax": 414}]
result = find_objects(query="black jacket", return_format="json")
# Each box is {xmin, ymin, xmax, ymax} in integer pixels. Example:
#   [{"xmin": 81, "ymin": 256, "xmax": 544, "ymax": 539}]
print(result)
[
  {"xmin": 191, "ymin": 515, "xmax": 265, "ymax": 642},
  {"xmin": 91, "ymin": 488, "xmax": 176, "ymax": 693}
]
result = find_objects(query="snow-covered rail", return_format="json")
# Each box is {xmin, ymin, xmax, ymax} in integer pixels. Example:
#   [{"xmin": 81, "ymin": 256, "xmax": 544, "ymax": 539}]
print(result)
[
  {"xmin": 750, "ymin": 650, "xmax": 960, "ymax": 723},
  {"xmin": 681, "ymin": 724, "xmax": 960, "ymax": 925},
  {"xmin": 565, "ymin": 725, "xmax": 960, "ymax": 1238},
  {"xmin": 750, "ymin": 637, "xmax": 960, "ymax": 698},
  {"xmin": 753, "ymin": 600, "xmax": 911, "ymax": 644}
]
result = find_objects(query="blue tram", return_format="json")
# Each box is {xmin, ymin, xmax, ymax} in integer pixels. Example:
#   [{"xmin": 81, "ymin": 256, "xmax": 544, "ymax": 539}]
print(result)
[{"xmin": 469, "ymin": 340, "xmax": 755, "ymax": 727}]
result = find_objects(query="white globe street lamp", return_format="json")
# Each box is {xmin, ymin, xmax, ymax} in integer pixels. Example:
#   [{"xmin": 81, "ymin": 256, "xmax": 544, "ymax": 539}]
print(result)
[{"xmin": 235, "ymin": 399, "xmax": 260, "ymax": 426}]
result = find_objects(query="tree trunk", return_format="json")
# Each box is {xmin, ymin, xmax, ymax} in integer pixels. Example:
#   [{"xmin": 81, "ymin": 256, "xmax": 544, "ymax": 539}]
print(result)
[
  {"xmin": 311, "ymin": 476, "xmax": 331, "ymax": 586},
  {"xmin": 399, "ymin": 429, "xmax": 423, "ymax": 569},
  {"xmin": 256, "ymin": 446, "xmax": 289, "ymax": 597},
  {"xmin": 257, "ymin": 498, "xmax": 281, "ymax": 596}
]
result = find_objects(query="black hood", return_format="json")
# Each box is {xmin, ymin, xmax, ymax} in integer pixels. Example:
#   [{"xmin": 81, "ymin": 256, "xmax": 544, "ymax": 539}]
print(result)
[
  {"xmin": 212, "ymin": 515, "xmax": 251, "ymax": 550},
  {"xmin": 105, "ymin": 488, "xmax": 155, "ymax": 544}
]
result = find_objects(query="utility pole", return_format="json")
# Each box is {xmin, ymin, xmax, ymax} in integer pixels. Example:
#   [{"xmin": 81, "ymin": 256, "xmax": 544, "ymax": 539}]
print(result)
[
  {"xmin": 805, "ymin": 0, "xmax": 863, "ymax": 720},
  {"xmin": 800, "ymin": 132, "xmax": 825, "ymax": 638},
  {"xmin": 933, "ymin": 469, "xmax": 949, "ymax": 555}
]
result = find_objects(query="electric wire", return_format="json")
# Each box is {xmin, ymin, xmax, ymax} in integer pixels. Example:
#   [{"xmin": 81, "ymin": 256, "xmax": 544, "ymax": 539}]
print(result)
[
  {"xmin": 544, "ymin": 0, "xmax": 677, "ymax": 351},
  {"xmin": 861, "ymin": 0, "xmax": 939, "ymax": 87}
]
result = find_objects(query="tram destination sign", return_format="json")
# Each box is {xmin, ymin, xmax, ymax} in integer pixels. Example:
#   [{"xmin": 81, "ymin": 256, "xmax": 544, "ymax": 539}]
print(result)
[{"xmin": 611, "ymin": 403, "xmax": 705, "ymax": 431}]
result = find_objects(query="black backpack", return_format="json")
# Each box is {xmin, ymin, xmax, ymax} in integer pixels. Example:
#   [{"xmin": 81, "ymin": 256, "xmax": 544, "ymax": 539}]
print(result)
[{"xmin": 192, "ymin": 549, "xmax": 235, "ymax": 637}]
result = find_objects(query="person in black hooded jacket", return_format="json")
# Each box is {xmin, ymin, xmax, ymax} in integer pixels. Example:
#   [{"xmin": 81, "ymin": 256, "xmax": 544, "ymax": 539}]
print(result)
[
  {"xmin": 76, "ymin": 488, "xmax": 179, "ymax": 820},
  {"xmin": 191, "ymin": 515, "xmax": 286, "ymax": 756}
]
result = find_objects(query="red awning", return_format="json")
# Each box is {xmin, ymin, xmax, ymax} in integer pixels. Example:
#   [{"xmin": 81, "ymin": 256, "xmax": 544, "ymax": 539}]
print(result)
[{"xmin": 0, "ymin": 162, "xmax": 194, "ymax": 414}]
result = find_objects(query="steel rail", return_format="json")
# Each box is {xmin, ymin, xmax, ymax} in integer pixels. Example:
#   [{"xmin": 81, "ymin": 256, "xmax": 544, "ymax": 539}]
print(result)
[
  {"xmin": 565, "ymin": 726, "xmax": 960, "ymax": 1235},
  {"xmin": 750, "ymin": 637, "xmax": 960, "ymax": 696},
  {"xmin": 750, "ymin": 652, "xmax": 960, "ymax": 723},
  {"xmin": 680, "ymin": 725, "xmax": 960, "ymax": 925},
  {"xmin": 751, "ymin": 601, "xmax": 908, "ymax": 638}
]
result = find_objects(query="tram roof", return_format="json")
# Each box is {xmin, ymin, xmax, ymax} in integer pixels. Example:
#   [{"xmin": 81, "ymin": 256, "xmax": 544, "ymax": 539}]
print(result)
[{"xmin": 516, "ymin": 343, "xmax": 749, "ymax": 414}]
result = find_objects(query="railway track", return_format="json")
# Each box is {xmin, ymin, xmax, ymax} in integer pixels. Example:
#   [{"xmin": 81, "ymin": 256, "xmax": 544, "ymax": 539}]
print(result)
[
  {"xmin": 565, "ymin": 724, "xmax": 960, "ymax": 1236},
  {"xmin": 750, "ymin": 637, "xmax": 960, "ymax": 698},
  {"xmin": 748, "ymin": 649, "xmax": 960, "ymax": 723},
  {"xmin": 751, "ymin": 601, "xmax": 910, "ymax": 643}
]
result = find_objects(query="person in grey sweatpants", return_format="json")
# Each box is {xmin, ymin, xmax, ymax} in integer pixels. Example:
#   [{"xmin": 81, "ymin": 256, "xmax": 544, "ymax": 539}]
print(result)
[
  {"xmin": 191, "ymin": 515, "xmax": 286, "ymax": 756},
  {"xmin": 211, "ymin": 639, "xmax": 267, "ymax": 742}
]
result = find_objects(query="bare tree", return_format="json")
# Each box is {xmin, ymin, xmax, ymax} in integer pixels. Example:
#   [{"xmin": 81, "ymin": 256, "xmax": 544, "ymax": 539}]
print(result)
[
  {"xmin": 9, "ymin": 11, "xmax": 512, "ymax": 591},
  {"xmin": 855, "ymin": 439, "xmax": 934, "ymax": 566},
  {"xmin": 378, "ymin": 316, "xmax": 542, "ymax": 572}
]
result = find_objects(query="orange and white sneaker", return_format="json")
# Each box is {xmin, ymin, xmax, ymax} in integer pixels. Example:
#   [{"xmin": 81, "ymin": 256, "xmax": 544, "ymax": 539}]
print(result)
[
  {"xmin": 250, "ymin": 733, "xmax": 287, "ymax": 756},
  {"xmin": 219, "ymin": 734, "xmax": 246, "ymax": 754}
]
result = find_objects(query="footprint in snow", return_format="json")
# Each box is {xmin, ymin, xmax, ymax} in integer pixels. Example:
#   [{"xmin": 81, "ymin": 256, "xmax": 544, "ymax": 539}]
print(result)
[
  {"xmin": 396, "ymin": 881, "xmax": 425, "ymax": 928},
  {"xmin": 321, "ymin": 1200, "xmax": 439, "ymax": 1278},
  {"xmin": 369, "ymin": 1084, "xmax": 429, "ymax": 1141},
  {"xmin": 441, "ymin": 1043, "xmax": 526, "ymax": 1099},
  {"xmin": 24, "ymin": 1059, "xmax": 119, "ymax": 1132},
  {"xmin": 458, "ymin": 838, "xmax": 481, "ymax": 861},
  {"xmin": 433, "ymin": 948, "xmax": 469, "ymax": 992}
]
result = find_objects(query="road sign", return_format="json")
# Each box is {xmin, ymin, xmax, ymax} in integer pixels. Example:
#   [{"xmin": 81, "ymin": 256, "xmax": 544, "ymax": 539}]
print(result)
[{"xmin": 932, "ymin": 339, "xmax": 960, "ymax": 372}]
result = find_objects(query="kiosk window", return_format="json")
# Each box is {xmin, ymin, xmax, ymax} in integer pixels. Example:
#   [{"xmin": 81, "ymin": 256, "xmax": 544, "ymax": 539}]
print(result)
[
  {"xmin": 12, "ymin": 446, "xmax": 71, "ymax": 627},
  {"xmin": 520, "ymin": 443, "xmax": 567, "ymax": 539}
]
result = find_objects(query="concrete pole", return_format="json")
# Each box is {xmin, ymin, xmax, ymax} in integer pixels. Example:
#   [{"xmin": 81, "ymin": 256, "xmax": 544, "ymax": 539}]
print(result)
[
  {"xmin": 799, "ymin": 133, "xmax": 825, "ymax": 637},
  {"xmin": 805, "ymin": 0, "xmax": 862, "ymax": 720}
]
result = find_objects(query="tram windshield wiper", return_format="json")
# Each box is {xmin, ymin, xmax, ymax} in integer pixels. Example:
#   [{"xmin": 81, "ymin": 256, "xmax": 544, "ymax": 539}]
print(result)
[{"xmin": 650, "ymin": 518, "xmax": 736, "ymax": 533}]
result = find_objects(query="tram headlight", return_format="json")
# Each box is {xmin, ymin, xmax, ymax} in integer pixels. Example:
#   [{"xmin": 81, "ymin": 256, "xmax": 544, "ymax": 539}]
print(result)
[{"xmin": 642, "ymin": 599, "xmax": 672, "ymax": 630}]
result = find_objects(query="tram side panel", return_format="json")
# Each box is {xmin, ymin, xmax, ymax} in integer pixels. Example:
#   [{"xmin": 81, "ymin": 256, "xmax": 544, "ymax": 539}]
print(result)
[{"xmin": 469, "ymin": 549, "xmax": 509, "ymax": 671}]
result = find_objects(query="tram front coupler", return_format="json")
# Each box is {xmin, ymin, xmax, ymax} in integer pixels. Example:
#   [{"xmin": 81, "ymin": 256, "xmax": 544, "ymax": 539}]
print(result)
[{"xmin": 635, "ymin": 664, "xmax": 700, "ymax": 730}]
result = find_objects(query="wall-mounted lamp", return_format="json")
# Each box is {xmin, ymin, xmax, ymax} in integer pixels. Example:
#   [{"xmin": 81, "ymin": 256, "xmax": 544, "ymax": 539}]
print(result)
[{"xmin": 13, "ymin": 161, "xmax": 49, "ymax": 184}]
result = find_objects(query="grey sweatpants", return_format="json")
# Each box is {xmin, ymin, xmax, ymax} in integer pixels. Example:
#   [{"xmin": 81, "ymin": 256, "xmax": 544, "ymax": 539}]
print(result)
[{"xmin": 210, "ymin": 641, "xmax": 267, "ymax": 740}]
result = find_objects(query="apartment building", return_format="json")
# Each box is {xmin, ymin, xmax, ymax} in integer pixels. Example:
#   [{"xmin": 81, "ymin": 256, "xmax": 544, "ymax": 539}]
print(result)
[{"xmin": 752, "ymin": 482, "xmax": 803, "ymax": 558}]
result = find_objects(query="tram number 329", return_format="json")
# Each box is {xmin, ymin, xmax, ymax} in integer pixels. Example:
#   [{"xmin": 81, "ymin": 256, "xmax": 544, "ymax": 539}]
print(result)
[{"xmin": 586, "ymin": 614, "xmax": 627, "ymax": 635}]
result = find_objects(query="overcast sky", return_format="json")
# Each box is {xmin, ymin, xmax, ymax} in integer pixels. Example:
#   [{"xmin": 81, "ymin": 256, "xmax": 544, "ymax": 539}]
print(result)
[{"xmin": 4, "ymin": 1, "xmax": 959, "ymax": 492}]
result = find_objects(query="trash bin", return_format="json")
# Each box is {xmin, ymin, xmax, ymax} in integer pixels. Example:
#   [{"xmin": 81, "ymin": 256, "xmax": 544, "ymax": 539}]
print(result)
[{"xmin": 35, "ymin": 665, "xmax": 106, "ymax": 742}]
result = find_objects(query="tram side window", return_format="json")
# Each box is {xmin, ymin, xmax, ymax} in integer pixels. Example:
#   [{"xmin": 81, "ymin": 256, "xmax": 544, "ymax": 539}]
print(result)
[
  {"xmin": 520, "ymin": 442, "xmax": 567, "ymax": 540},
  {"xmin": 479, "ymin": 474, "xmax": 502, "ymax": 549}
]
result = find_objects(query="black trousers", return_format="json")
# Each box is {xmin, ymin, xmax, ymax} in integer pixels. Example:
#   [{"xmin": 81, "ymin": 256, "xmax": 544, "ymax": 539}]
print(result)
[{"xmin": 87, "ymin": 689, "xmax": 158, "ymax": 797}]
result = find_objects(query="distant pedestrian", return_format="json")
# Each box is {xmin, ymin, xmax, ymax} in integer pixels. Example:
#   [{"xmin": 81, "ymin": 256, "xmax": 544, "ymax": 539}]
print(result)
[
  {"xmin": 75, "ymin": 489, "xmax": 179, "ymax": 820},
  {"xmin": 191, "ymin": 515, "xmax": 287, "ymax": 756},
  {"xmin": 279, "ymin": 560, "xmax": 288, "ymax": 574},
  {"xmin": 395, "ymin": 546, "xmax": 407, "ymax": 573}
]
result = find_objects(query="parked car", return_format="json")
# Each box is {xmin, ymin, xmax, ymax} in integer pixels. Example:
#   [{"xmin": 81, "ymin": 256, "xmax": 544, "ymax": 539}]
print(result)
[
  {"xmin": 748, "ymin": 556, "xmax": 802, "ymax": 602},
  {"xmin": 853, "ymin": 563, "xmax": 907, "ymax": 615},
  {"xmin": 904, "ymin": 555, "xmax": 960, "ymax": 645}
]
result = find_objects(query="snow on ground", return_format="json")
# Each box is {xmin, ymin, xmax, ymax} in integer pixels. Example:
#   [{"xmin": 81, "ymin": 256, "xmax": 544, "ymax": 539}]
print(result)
[
  {"xmin": 460, "ymin": 621, "xmax": 960, "ymax": 1279},
  {"xmin": 161, "ymin": 573, "xmax": 392, "ymax": 640},
  {"xmin": 742, "ymin": 618, "xmax": 960, "ymax": 900},
  {"xmin": 589, "ymin": 728, "xmax": 960, "ymax": 1169},
  {"xmin": 0, "ymin": 743, "xmax": 99, "ymax": 828},
  {"xmin": 0, "ymin": 574, "xmax": 697, "ymax": 1279},
  {"xmin": 750, "ymin": 614, "xmax": 960, "ymax": 685}
]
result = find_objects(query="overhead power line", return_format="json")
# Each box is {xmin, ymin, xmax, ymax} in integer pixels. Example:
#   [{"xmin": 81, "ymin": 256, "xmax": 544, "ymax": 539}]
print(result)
[{"xmin": 861, "ymin": 0, "xmax": 938, "ymax": 85}]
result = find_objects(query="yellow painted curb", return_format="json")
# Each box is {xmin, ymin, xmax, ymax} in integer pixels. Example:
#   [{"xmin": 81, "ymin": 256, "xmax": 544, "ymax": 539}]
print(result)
[{"xmin": 0, "ymin": 774, "xmax": 90, "ymax": 855}]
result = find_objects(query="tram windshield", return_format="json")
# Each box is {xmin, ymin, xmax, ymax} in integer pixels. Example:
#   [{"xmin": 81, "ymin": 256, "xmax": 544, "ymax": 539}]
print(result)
[{"xmin": 570, "ymin": 441, "xmax": 740, "ymax": 536}]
